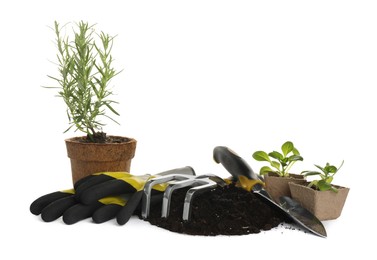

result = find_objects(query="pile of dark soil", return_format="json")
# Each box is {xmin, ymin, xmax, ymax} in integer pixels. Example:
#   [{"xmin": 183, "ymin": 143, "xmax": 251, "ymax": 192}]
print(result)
[{"xmin": 143, "ymin": 184, "xmax": 288, "ymax": 236}]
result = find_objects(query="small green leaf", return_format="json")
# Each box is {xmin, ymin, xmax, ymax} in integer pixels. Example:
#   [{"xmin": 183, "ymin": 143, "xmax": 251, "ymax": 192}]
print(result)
[
  {"xmin": 105, "ymin": 102, "xmax": 120, "ymax": 116},
  {"xmin": 308, "ymin": 180, "xmax": 317, "ymax": 188},
  {"xmin": 270, "ymin": 161, "xmax": 281, "ymax": 171},
  {"xmin": 252, "ymin": 151, "xmax": 271, "ymax": 162},
  {"xmin": 281, "ymin": 141, "xmax": 294, "ymax": 156},
  {"xmin": 260, "ymin": 166, "xmax": 273, "ymax": 175},
  {"xmin": 317, "ymin": 180, "xmax": 332, "ymax": 191},
  {"xmin": 325, "ymin": 176, "xmax": 333, "ymax": 184},
  {"xmin": 42, "ymin": 86, "xmax": 60, "ymax": 89},
  {"xmin": 302, "ymin": 171, "xmax": 321, "ymax": 177},
  {"xmin": 338, "ymin": 160, "xmax": 344, "ymax": 171},
  {"xmin": 326, "ymin": 165, "xmax": 338, "ymax": 174},
  {"xmin": 268, "ymin": 151, "xmax": 283, "ymax": 161},
  {"xmin": 330, "ymin": 186, "xmax": 338, "ymax": 193},
  {"xmin": 314, "ymin": 164, "xmax": 325, "ymax": 172},
  {"xmin": 281, "ymin": 157, "xmax": 289, "ymax": 164},
  {"xmin": 288, "ymin": 155, "xmax": 303, "ymax": 162},
  {"xmin": 322, "ymin": 163, "xmax": 330, "ymax": 174},
  {"xmin": 104, "ymin": 114, "xmax": 120, "ymax": 125},
  {"xmin": 292, "ymin": 147, "xmax": 300, "ymax": 155},
  {"xmin": 47, "ymin": 75, "xmax": 61, "ymax": 82}
]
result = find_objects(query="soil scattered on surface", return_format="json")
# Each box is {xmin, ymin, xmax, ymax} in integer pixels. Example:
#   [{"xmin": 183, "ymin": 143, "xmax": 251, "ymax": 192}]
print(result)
[{"xmin": 143, "ymin": 184, "xmax": 288, "ymax": 236}]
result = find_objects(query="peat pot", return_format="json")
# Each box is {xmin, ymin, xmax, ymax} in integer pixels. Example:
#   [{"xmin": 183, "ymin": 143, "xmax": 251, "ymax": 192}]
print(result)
[
  {"xmin": 65, "ymin": 136, "xmax": 137, "ymax": 184},
  {"xmin": 289, "ymin": 182, "xmax": 350, "ymax": 221},
  {"xmin": 264, "ymin": 172, "xmax": 306, "ymax": 203}
]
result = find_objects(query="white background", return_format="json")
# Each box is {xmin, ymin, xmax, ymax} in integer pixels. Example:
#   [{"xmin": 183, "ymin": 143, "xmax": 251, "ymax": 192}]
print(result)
[{"xmin": 1, "ymin": 0, "xmax": 375, "ymax": 259}]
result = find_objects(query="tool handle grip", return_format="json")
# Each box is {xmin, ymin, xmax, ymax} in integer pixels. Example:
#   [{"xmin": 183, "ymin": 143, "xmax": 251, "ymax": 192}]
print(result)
[{"xmin": 213, "ymin": 146, "xmax": 261, "ymax": 181}]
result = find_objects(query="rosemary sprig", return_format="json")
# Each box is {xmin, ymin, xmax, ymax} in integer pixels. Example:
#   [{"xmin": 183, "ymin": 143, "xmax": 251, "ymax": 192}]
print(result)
[{"xmin": 46, "ymin": 21, "xmax": 121, "ymax": 142}]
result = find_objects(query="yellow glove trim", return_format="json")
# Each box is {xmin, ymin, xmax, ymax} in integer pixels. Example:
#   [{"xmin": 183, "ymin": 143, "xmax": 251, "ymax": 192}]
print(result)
[
  {"xmin": 118, "ymin": 175, "xmax": 150, "ymax": 191},
  {"xmin": 93, "ymin": 172, "xmax": 170, "ymax": 192},
  {"xmin": 93, "ymin": 172, "xmax": 132, "ymax": 179},
  {"xmin": 150, "ymin": 182, "xmax": 169, "ymax": 192},
  {"xmin": 61, "ymin": 189, "xmax": 75, "ymax": 194},
  {"xmin": 99, "ymin": 196, "xmax": 127, "ymax": 206}
]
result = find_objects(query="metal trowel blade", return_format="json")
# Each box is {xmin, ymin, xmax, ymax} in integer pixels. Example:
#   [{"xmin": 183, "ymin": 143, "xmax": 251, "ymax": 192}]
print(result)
[{"xmin": 279, "ymin": 196, "xmax": 327, "ymax": 238}]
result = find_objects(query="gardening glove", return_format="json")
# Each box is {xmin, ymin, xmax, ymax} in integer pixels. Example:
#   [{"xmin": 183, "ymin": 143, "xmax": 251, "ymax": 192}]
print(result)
[
  {"xmin": 30, "ymin": 189, "xmax": 76, "ymax": 222},
  {"xmin": 31, "ymin": 166, "xmax": 195, "ymax": 225},
  {"xmin": 75, "ymin": 171, "xmax": 169, "ymax": 225},
  {"xmin": 30, "ymin": 188, "xmax": 131, "ymax": 224},
  {"xmin": 29, "ymin": 170, "xmax": 127, "ymax": 219}
]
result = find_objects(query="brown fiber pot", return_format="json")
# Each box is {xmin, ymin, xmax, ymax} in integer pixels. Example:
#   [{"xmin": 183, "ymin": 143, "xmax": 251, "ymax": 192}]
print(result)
[
  {"xmin": 289, "ymin": 182, "xmax": 350, "ymax": 221},
  {"xmin": 264, "ymin": 173, "xmax": 306, "ymax": 203},
  {"xmin": 65, "ymin": 136, "xmax": 137, "ymax": 184}
]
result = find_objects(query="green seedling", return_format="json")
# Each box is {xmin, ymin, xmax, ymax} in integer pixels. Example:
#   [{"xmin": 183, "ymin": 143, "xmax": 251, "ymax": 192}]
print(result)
[
  {"xmin": 252, "ymin": 141, "xmax": 303, "ymax": 177},
  {"xmin": 302, "ymin": 161, "xmax": 344, "ymax": 192}
]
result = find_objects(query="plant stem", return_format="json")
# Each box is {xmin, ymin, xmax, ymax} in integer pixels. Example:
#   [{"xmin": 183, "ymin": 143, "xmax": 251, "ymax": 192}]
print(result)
[{"xmin": 284, "ymin": 161, "xmax": 296, "ymax": 176}]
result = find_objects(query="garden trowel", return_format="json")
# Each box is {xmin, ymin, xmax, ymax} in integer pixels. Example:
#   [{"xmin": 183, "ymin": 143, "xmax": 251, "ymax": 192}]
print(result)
[{"xmin": 213, "ymin": 146, "xmax": 327, "ymax": 238}]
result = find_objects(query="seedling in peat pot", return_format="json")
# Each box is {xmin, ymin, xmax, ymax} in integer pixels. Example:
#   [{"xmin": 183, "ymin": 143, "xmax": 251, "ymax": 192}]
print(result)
[
  {"xmin": 252, "ymin": 141, "xmax": 304, "ymax": 177},
  {"xmin": 302, "ymin": 161, "xmax": 344, "ymax": 192}
]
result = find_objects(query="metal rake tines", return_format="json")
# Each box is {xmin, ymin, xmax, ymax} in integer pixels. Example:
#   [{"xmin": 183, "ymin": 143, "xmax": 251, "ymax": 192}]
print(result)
[{"xmin": 141, "ymin": 174, "xmax": 223, "ymax": 221}]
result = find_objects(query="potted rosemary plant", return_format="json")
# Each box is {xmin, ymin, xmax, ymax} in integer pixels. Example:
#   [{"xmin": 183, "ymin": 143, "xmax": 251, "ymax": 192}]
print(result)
[
  {"xmin": 252, "ymin": 141, "xmax": 306, "ymax": 202},
  {"xmin": 46, "ymin": 21, "xmax": 136, "ymax": 184},
  {"xmin": 289, "ymin": 161, "xmax": 350, "ymax": 220}
]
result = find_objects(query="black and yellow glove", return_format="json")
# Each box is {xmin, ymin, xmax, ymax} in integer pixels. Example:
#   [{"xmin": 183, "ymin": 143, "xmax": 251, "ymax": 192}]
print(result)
[
  {"xmin": 30, "ymin": 166, "xmax": 195, "ymax": 225},
  {"xmin": 30, "ymin": 189, "xmax": 76, "ymax": 222},
  {"xmin": 30, "ymin": 188, "xmax": 129, "ymax": 224}
]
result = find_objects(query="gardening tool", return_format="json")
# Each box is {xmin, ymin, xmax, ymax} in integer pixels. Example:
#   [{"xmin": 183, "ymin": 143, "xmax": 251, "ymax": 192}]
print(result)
[
  {"xmin": 213, "ymin": 146, "xmax": 327, "ymax": 238},
  {"xmin": 30, "ymin": 166, "xmax": 195, "ymax": 225},
  {"xmin": 141, "ymin": 174, "xmax": 226, "ymax": 221}
]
